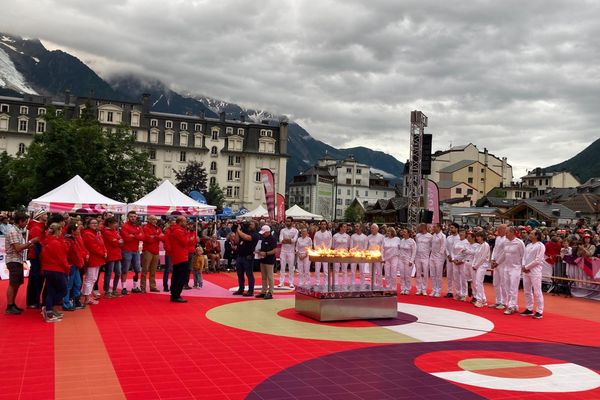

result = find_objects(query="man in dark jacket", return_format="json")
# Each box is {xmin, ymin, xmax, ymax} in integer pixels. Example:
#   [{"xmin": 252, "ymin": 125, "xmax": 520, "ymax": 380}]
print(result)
[{"xmin": 255, "ymin": 225, "xmax": 278, "ymax": 300}]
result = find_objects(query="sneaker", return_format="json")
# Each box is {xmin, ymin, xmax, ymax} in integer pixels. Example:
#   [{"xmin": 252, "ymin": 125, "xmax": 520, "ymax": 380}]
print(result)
[
  {"xmin": 183, "ymin": 285, "xmax": 192, "ymax": 290},
  {"xmin": 445, "ymin": 293, "xmax": 453, "ymax": 298},
  {"xmin": 112, "ymin": 291, "xmax": 123, "ymax": 298},
  {"xmin": 132, "ymin": 288, "xmax": 142, "ymax": 294},
  {"xmin": 275, "ymin": 283, "xmax": 283, "ymax": 288},
  {"xmin": 193, "ymin": 285, "xmax": 199, "ymax": 288},
  {"xmin": 242, "ymin": 292, "xmax": 254, "ymax": 297},
  {"xmin": 87, "ymin": 299, "xmax": 99, "ymax": 305},
  {"xmin": 93, "ymin": 290, "xmax": 101, "ymax": 297},
  {"xmin": 62, "ymin": 305, "xmax": 75, "ymax": 312},
  {"xmin": 150, "ymin": 288, "xmax": 160, "ymax": 293},
  {"xmin": 488, "ymin": 303, "xmax": 499, "ymax": 308},
  {"xmin": 433, "ymin": 292, "xmax": 441, "ymax": 298},
  {"xmin": 255, "ymin": 293, "xmax": 266, "ymax": 298},
  {"xmin": 533, "ymin": 312, "xmax": 543, "ymax": 319},
  {"xmin": 5, "ymin": 305, "xmax": 22, "ymax": 315},
  {"xmin": 104, "ymin": 292, "xmax": 114, "ymax": 299},
  {"xmin": 13, "ymin": 305, "xmax": 24, "ymax": 312},
  {"xmin": 52, "ymin": 311, "xmax": 64, "ymax": 319},
  {"xmin": 474, "ymin": 301, "xmax": 483, "ymax": 308},
  {"xmin": 504, "ymin": 307, "xmax": 516, "ymax": 315},
  {"xmin": 520, "ymin": 309, "xmax": 534, "ymax": 317},
  {"xmin": 121, "ymin": 288, "xmax": 129, "ymax": 296},
  {"xmin": 73, "ymin": 302, "xmax": 85, "ymax": 310},
  {"xmin": 232, "ymin": 291, "xmax": 244, "ymax": 295},
  {"xmin": 289, "ymin": 284, "xmax": 295, "ymax": 289},
  {"xmin": 45, "ymin": 313, "xmax": 61, "ymax": 323},
  {"xmin": 422, "ymin": 292, "xmax": 428, "ymax": 297},
  {"xmin": 496, "ymin": 304, "xmax": 506, "ymax": 310},
  {"xmin": 263, "ymin": 293, "xmax": 273, "ymax": 300}
]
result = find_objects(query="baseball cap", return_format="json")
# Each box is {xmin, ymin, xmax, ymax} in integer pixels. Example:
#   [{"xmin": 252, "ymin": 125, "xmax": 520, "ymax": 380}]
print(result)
[{"xmin": 259, "ymin": 225, "xmax": 271, "ymax": 234}]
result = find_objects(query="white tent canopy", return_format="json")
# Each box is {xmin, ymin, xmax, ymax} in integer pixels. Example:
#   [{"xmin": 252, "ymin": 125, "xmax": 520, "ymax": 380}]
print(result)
[
  {"xmin": 285, "ymin": 204, "xmax": 323, "ymax": 220},
  {"xmin": 128, "ymin": 180, "xmax": 216, "ymax": 216},
  {"xmin": 28, "ymin": 175, "xmax": 126, "ymax": 213},
  {"xmin": 236, "ymin": 204, "xmax": 269, "ymax": 219}
]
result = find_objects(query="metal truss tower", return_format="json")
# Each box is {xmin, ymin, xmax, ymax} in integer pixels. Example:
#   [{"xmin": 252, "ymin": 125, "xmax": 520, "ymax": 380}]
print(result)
[{"xmin": 406, "ymin": 110, "xmax": 428, "ymax": 228}]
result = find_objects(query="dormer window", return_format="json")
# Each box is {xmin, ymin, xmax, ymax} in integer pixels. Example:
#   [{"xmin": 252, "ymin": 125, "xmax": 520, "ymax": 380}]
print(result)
[
  {"xmin": 180, "ymin": 122, "xmax": 188, "ymax": 131},
  {"xmin": 260, "ymin": 129, "xmax": 273, "ymax": 137},
  {"xmin": 226, "ymin": 127, "xmax": 233, "ymax": 135},
  {"xmin": 237, "ymin": 128, "xmax": 244, "ymax": 136},
  {"xmin": 194, "ymin": 123, "xmax": 202, "ymax": 132},
  {"xmin": 211, "ymin": 128, "xmax": 219, "ymax": 140},
  {"xmin": 20, "ymin": 106, "xmax": 28, "ymax": 115},
  {"xmin": 38, "ymin": 108, "xmax": 46, "ymax": 115},
  {"xmin": 165, "ymin": 120, "xmax": 173, "ymax": 129},
  {"xmin": 150, "ymin": 119, "xmax": 158, "ymax": 127}
]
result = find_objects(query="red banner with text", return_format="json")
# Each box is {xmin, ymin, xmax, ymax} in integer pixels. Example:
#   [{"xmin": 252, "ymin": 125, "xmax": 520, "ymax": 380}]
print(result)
[{"xmin": 260, "ymin": 168, "xmax": 276, "ymax": 220}]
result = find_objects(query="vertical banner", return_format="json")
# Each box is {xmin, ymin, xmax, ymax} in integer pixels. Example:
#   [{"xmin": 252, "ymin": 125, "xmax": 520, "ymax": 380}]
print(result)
[
  {"xmin": 260, "ymin": 168, "xmax": 276, "ymax": 220},
  {"xmin": 427, "ymin": 179, "xmax": 440, "ymax": 224},
  {"xmin": 276, "ymin": 193, "xmax": 285, "ymax": 223}
]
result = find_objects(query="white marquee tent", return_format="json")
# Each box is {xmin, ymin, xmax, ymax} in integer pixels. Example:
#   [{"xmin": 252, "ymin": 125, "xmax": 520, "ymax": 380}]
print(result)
[
  {"xmin": 236, "ymin": 204, "xmax": 269, "ymax": 219},
  {"xmin": 128, "ymin": 180, "xmax": 216, "ymax": 216},
  {"xmin": 285, "ymin": 204, "xmax": 323, "ymax": 220},
  {"xmin": 28, "ymin": 175, "xmax": 127, "ymax": 213}
]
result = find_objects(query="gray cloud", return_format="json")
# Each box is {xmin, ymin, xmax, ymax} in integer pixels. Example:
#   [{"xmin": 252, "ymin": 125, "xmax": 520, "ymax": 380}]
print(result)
[{"xmin": 2, "ymin": 0, "xmax": 600, "ymax": 179}]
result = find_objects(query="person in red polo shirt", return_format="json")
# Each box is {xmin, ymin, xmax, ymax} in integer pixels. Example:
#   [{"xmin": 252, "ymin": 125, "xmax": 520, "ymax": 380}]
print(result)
[
  {"xmin": 120, "ymin": 211, "xmax": 145, "ymax": 295},
  {"xmin": 184, "ymin": 221, "xmax": 199, "ymax": 290},
  {"xmin": 169, "ymin": 216, "xmax": 191, "ymax": 303},
  {"xmin": 81, "ymin": 219, "xmax": 107, "ymax": 305},
  {"xmin": 102, "ymin": 217, "xmax": 123, "ymax": 298},
  {"xmin": 26, "ymin": 210, "xmax": 48, "ymax": 309},
  {"xmin": 40, "ymin": 223, "xmax": 69, "ymax": 323},
  {"xmin": 141, "ymin": 215, "xmax": 163, "ymax": 293}
]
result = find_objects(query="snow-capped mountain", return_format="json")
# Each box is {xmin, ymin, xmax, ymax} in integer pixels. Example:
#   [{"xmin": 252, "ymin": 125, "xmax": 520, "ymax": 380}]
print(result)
[{"xmin": 0, "ymin": 32, "xmax": 405, "ymax": 184}]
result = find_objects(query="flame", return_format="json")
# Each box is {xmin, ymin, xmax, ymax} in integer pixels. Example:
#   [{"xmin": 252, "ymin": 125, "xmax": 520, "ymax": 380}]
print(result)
[{"xmin": 307, "ymin": 244, "xmax": 382, "ymax": 260}]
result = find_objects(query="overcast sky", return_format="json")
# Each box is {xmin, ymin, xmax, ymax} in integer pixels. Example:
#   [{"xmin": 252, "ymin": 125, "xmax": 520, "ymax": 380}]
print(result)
[{"xmin": 2, "ymin": 0, "xmax": 599, "ymax": 179}]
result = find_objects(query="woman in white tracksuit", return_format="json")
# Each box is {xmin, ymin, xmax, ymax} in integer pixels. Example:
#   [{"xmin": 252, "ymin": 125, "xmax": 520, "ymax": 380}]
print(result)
[
  {"xmin": 451, "ymin": 230, "xmax": 470, "ymax": 300},
  {"xmin": 398, "ymin": 229, "xmax": 417, "ymax": 294},
  {"xmin": 520, "ymin": 230, "xmax": 545, "ymax": 319},
  {"xmin": 471, "ymin": 231, "xmax": 490, "ymax": 307},
  {"xmin": 463, "ymin": 232, "xmax": 479, "ymax": 301},
  {"xmin": 382, "ymin": 227, "xmax": 401, "ymax": 291},
  {"xmin": 495, "ymin": 226, "xmax": 525, "ymax": 315},
  {"xmin": 296, "ymin": 228, "xmax": 313, "ymax": 287}
]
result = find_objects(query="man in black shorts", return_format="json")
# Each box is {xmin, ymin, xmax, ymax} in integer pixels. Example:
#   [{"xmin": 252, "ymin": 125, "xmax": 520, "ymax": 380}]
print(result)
[{"xmin": 5, "ymin": 212, "xmax": 38, "ymax": 315}]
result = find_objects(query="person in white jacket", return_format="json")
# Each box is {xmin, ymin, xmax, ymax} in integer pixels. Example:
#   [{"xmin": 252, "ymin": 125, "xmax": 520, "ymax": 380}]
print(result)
[
  {"xmin": 368, "ymin": 224, "xmax": 385, "ymax": 287},
  {"xmin": 382, "ymin": 227, "xmax": 401, "ymax": 290},
  {"xmin": 462, "ymin": 232, "xmax": 480, "ymax": 301},
  {"xmin": 278, "ymin": 217, "xmax": 299, "ymax": 288},
  {"xmin": 471, "ymin": 231, "xmax": 490, "ymax": 307},
  {"xmin": 350, "ymin": 223, "xmax": 368, "ymax": 288},
  {"xmin": 332, "ymin": 223, "xmax": 351, "ymax": 288},
  {"xmin": 398, "ymin": 228, "xmax": 417, "ymax": 294},
  {"xmin": 489, "ymin": 224, "xmax": 508, "ymax": 309},
  {"xmin": 520, "ymin": 230, "xmax": 545, "ymax": 319},
  {"xmin": 429, "ymin": 224, "xmax": 446, "ymax": 297},
  {"xmin": 295, "ymin": 228, "xmax": 313, "ymax": 287},
  {"xmin": 414, "ymin": 224, "xmax": 432, "ymax": 295},
  {"xmin": 445, "ymin": 223, "xmax": 460, "ymax": 298},
  {"xmin": 451, "ymin": 230, "xmax": 470, "ymax": 300},
  {"xmin": 495, "ymin": 226, "xmax": 525, "ymax": 315},
  {"xmin": 313, "ymin": 220, "xmax": 332, "ymax": 286}
]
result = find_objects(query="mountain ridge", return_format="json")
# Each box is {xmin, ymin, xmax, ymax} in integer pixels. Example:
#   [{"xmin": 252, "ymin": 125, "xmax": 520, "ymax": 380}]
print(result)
[{"xmin": 545, "ymin": 138, "xmax": 600, "ymax": 183}]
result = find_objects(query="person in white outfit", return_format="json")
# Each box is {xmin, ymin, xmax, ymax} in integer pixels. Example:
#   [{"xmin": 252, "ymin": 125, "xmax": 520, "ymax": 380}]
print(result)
[
  {"xmin": 313, "ymin": 220, "xmax": 332, "ymax": 286},
  {"xmin": 350, "ymin": 223, "xmax": 368, "ymax": 289},
  {"xmin": 490, "ymin": 224, "xmax": 508, "ymax": 309},
  {"xmin": 451, "ymin": 230, "xmax": 470, "ymax": 300},
  {"xmin": 445, "ymin": 223, "xmax": 460, "ymax": 298},
  {"xmin": 463, "ymin": 232, "xmax": 479, "ymax": 301},
  {"xmin": 398, "ymin": 228, "xmax": 417, "ymax": 294},
  {"xmin": 495, "ymin": 226, "xmax": 525, "ymax": 315},
  {"xmin": 332, "ymin": 223, "xmax": 351, "ymax": 288},
  {"xmin": 520, "ymin": 229, "xmax": 545, "ymax": 319},
  {"xmin": 414, "ymin": 224, "xmax": 432, "ymax": 295},
  {"xmin": 278, "ymin": 217, "xmax": 299, "ymax": 288},
  {"xmin": 368, "ymin": 224, "xmax": 385, "ymax": 287},
  {"xmin": 382, "ymin": 227, "xmax": 401, "ymax": 291},
  {"xmin": 429, "ymin": 224, "xmax": 446, "ymax": 297},
  {"xmin": 295, "ymin": 228, "xmax": 313, "ymax": 287},
  {"xmin": 471, "ymin": 231, "xmax": 490, "ymax": 307}
]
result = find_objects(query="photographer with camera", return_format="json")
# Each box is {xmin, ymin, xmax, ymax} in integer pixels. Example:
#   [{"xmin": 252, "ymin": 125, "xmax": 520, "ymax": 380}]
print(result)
[{"xmin": 233, "ymin": 221, "xmax": 260, "ymax": 296}]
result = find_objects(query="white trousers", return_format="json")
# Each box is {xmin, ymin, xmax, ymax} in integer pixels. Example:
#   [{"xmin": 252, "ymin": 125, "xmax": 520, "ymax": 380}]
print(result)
[
  {"xmin": 350, "ymin": 263, "xmax": 368, "ymax": 286},
  {"xmin": 429, "ymin": 257, "xmax": 445, "ymax": 294},
  {"xmin": 314, "ymin": 262, "xmax": 329, "ymax": 285},
  {"xmin": 493, "ymin": 265, "xmax": 506, "ymax": 305},
  {"xmin": 453, "ymin": 263, "xmax": 469, "ymax": 297},
  {"xmin": 372, "ymin": 262, "xmax": 383, "ymax": 287},
  {"xmin": 446, "ymin": 260, "xmax": 454, "ymax": 294},
  {"xmin": 279, "ymin": 252, "xmax": 295, "ymax": 285},
  {"xmin": 414, "ymin": 257, "xmax": 429, "ymax": 293},
  {"xmin": 83, "ymin": 266, "xmax": 100, "ymax": 296},
  {"xmin": 503, "ymin": 266, "xmax": 521, "ymax": 309},
  {"xmin": 297, "ymin": 256, "xmax": 311, "ymax": 287},
  {"xmin": 333, "ymin": 263, "xmax": 349, "ymax": 286},
  {"xmin": 523, "ymin": 273, "xmax": 544, "ymax": 313},
  {"xmin": 473, "ymin": 267, "xmax": 487, "ymax": 303},
  {"xmin": 384, "ymin": 259, "xmax": 398, "ymax": 289},
  {"xmin": 398, "ymin": 259, "xmax": 413, "ymax": 291}
]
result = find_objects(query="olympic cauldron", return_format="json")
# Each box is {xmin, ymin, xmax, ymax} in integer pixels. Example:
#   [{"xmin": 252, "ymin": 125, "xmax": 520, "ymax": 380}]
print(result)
[{"xmin": 294, "ymin": 245, "xmax": 398, "ymax": 322}]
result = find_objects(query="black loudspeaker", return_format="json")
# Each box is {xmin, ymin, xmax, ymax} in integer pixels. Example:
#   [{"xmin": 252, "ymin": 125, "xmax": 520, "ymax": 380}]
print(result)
[
  {"xmin": 397, "ymin": 208, "xmax": 407, "ymax": 223},
  {"xmin": 421, "ymin": 134, "xmax": 432, "ymax": 175},
  {"xmin": 420, "ymin": 210, "xmax": 433, "ymax": 223}
]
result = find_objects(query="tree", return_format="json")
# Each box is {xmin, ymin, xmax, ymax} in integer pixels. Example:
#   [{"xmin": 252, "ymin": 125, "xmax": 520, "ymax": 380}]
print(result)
[
  {"xmin": 205, "ymin": 181, "xmax": 225, "ymax": 212},
  {"xmin": 3, "ymin": 106, "xmax": 158, "ymax": 207},
  {"xmin": 344, "ymin": 203, "xmax": 364, "ymax": 223},
  {"xmin": 173, "ymin": 161, "xmax": 208, "ymax": 195}
]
